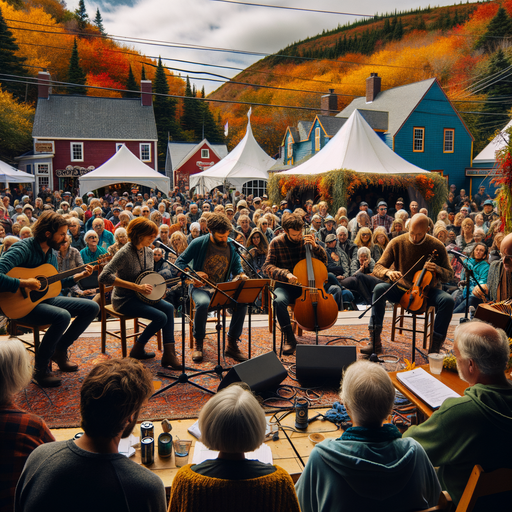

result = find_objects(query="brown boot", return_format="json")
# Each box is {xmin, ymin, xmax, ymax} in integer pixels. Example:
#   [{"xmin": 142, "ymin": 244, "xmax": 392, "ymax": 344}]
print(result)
[
  {"xmin": 192, "ymin": 339, "xmax": 203, "ymax": 362},
  {"xmin": 129, "ymin": 342, "xmax": 155, "ymax": 360},
  {"xmin": 225, "ymin": 336, "xmax": 248, "ymax": 362},
  {"xmin": 33, "ymin": 368, "xmax": 61, "ymax": 388},
  {"xmin": 429, "ymin": 333, "xmax": 446, "ymax": 354},
  {"xmin": 282, "ymin": 325, "xmax": 297, "ymax": 356},
  {"xmin": 161, "ymin": 343, "xmax": 181, "ymax": 369},
  {"xmin": 360, "ymin": 327, "xmax": 382, "ymax": 355},
  {"xmin": 51, "ymin": 349, "xmax": 79, "ymax": 372}
]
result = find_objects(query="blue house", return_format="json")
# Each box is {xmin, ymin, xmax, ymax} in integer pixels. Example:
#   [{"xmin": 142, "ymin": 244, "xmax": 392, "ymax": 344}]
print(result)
[{"xmin": 337, "ymin": 73, "xmax": 474, "ymax": 190}]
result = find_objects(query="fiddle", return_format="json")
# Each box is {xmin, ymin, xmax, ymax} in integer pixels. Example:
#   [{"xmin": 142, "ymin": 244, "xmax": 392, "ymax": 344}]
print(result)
[
  {"xmin": 400, "ymin": 250, "xmax": 438, "ymax": 313},
  {"xmin": 292, "ymin": 231, "xmax": 338, "ymax": 332}
]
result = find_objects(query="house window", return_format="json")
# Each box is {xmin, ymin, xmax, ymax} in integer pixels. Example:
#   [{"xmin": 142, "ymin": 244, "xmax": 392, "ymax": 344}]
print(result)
[
  {"xmin": 26, "ymin": 164, "xmax": 32, "ymax": 174},
  {"xmin": 140, "ymin": 143, "xmax": 151, "ymax": 162},
  {"xmin": 116, "ymin": 143, "xmax": 125, "ymax": 152},
  {"xmin": 287, "ymin": 140, "xmax": 293, "ymax": 162},
  {"xmin": 37, "ymin": 164, "xmax": 49, "ymax": 174},
  {"xmin": 71, "ymin": 142, "xmax": 83, "ymax": 161},
  {"xmin": 37, "ymin": 176, "xmax": 49, "ymax": 191},
  {"xmin": 413, "ymin": 128, "xmax": 424, "ymax": 152},
  {"xmin": 315, "ymin": 127, "xmax": 321, "ymax": 152},
  {"xmin": 201, "ymin": 149, "xmax": 209, "ymax": 159},
  {"xmin": 242, "ymin": 180, "xmax": 267, "ymax": 198},
  {"xmin": 444, "ymin": 129, "xmax": 454, "ymax": 153}
]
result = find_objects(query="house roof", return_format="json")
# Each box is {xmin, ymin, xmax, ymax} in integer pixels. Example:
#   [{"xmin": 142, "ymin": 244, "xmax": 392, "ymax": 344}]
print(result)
[
  {"xmin": 166, "ymin": 140, "xmax": 228, "ymax": 172},
  {"xmin": 473, "ymin": 119, "xmax": 512, "ymax": 164},
  {"xmin": 33, "ymin": 95, "xmax": 158, "ymax": 140},
  {"xmin": 316, "ymin": 116, "xmax": 347, "ymax": 137},
  {"xmin": 297, "ymin": 121, "xmax": 313, "ymax": 140},
  {"xmin": 337, "ymin": 78, "xmax": 437, "ymax": 136}
]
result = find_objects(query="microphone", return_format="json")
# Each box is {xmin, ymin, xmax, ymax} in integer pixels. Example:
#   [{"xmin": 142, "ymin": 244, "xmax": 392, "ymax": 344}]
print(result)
[
  {"xmin": 228, "ymin": 237, "xmax": 250, "ymax": 253},
  {"xmin": 448, "ymin": 249, "xmax": 468, "ymax": 259},
  {"xmin": 155, "ymin": 239, "xmax": 178, "ymax": 256}
]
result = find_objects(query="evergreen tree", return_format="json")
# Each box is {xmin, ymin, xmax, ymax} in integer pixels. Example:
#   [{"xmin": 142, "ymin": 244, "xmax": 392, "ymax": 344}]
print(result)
[
  {"xmin": 477, "ymin": 6, "xmax": 512, "ymax": 53},
  {"xmin": 181, "ymin": 76, "xmax": 201, "ymax": 137},
  {"xmin": 0, "ymin": 6, "xmax": 27, "ymax": 99},
  {"xmin": 94, "ymin": 8, "xmax": 106, "ymax": 36},
  {"xmin": 393, "ymin": 18, "xmax": 404, "ymax": 40},
  {"xmin": 200, "ymin": 88, "xmax": 224, "ymax": 144},
  {"xmin": 153, "ymin": 57, "xmax": 182, "ymax": 169},
  {"xmin": 141, "ymin": 64, "xmax": 146, "ymax": 80},
  {"xmin": 67, "ymin": 38, "xmax": 87, "ymax": 95},
  {"xmin": 124, "ymin": 65, "xmax": 139, "ymax": 98},
  {"xmin": 75, "ymin": 0, "xmax": 89, "ymax": 30}
]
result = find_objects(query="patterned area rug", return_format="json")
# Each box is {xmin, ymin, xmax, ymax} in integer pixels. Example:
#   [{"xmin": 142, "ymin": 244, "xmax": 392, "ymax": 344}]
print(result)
[{"xmin": 14, "ymin": 319, "xmax": 455, "ymax": 428}]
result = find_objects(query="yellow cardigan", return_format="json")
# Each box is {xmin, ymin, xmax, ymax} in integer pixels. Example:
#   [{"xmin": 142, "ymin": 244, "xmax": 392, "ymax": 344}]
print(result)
[{"xmin": 168, "ymin": 464, "xmax": 300, "ymax": 512}]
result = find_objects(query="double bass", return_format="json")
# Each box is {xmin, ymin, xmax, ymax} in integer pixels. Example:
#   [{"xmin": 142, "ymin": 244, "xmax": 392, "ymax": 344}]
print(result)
[{"xmin": 292, "ymin": 231, "xmax": 338, "ymax": 333}]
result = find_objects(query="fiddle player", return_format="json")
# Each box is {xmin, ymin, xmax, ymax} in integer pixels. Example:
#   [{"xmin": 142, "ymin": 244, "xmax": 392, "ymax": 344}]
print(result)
[
  {"xmin": 175, "ymin": 213, "xmax": 248, "ymax": 363},
  {"xmin": 360, "ymin": 214, "xmax": 454, "ymax": 356},
  {"xmin": 262, "ymin": 213, "xmax": 328, "ymax": 355}
]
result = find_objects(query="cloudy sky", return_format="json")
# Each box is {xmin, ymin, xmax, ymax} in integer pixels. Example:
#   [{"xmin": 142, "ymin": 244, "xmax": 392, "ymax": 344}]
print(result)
[{"xmin": 67, "ymin": 0, "xmax": 456, "ymax": 94}]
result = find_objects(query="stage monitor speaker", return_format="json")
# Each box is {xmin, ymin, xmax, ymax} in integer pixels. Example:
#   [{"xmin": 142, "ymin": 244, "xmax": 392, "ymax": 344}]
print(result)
[
  {"xmin": 218, "ymin": 351, "xmax": 288, "ymax": 393},
  {"xmin": 296, "ymin": 345, "xmax": 357, "ymax": 387}
]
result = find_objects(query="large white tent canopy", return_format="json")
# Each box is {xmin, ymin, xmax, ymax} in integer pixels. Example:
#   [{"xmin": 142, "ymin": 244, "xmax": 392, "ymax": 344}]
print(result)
[
  {"xmin": 279, "ymin": 109, "xmax": 429, "ymax": 176},
  {"xmin": 189, "ymin": 110, "xmax": 276, "ymax": 193},
  {"xmin": 0, "ymin": 160, "xmax": 35, "ymax": 184},
  {"xmin": 473, "ymin": 119, "xmax": 511, "ymax": 165},
  {"xmin": 79, "ymin": 145, "xmax": 169, "ymax": 196}
]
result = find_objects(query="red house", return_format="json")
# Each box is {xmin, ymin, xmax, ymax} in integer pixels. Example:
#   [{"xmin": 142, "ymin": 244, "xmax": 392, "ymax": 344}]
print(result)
[
  {"xmin": 165, "ymin": 140, "xmax": 228, "ymax": 193},
  {"xmin": 17, "ymin": 72, "xmax": 158, "ymax": 194}
]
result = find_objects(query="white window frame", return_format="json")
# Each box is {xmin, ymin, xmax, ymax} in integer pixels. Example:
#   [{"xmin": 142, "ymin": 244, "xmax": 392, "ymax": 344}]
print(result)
[
  {"xmin": 36, "ymin": 163, "xmax": 49, "ymax": 175},
  {"xmin": 70, "ymin": 142, "xmax": 84, "ymax": 162},
  {"xmin": 413, "ymin": 127, "xmax": 424, "ymax": 153},
  {"xmin": 201, "ymin": 149, "xmax": 210, "ymax": 159},
  {"xmin": 443, "ymin": 129, "xmax": 454, "ymax": 153},
  {"xmin": 140, "ymin": 143, "xmax": 151, "ymax": 162},
  {"xmin": 315, "ymin": 127, "xmax": 321, "ymax": 152},
  {"xmin": 287, "ymin": 139, "xmax": 293, "ymax": 161}
]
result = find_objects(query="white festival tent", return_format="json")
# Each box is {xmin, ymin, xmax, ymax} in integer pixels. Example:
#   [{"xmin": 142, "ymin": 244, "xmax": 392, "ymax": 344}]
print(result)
[
  {"xmin": 279, "ymin": 109, "xmax": 429, "ymax": 176},
  {"xmin": 189, "ymin": 110, "xmax": 276, "ymax": 193},
  {"xmin": 79, "ymin": 145, "xmax": 170, "ymax": 196},
  {"xmin": 473, "ymin": 118, "xmax": 512, "ymax": 166},
  {"xmin": 0, "ymin": 160, "xmax": 35, "ymax": 184}
]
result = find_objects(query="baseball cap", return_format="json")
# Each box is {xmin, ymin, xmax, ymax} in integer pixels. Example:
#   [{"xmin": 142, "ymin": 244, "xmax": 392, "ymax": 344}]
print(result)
[{"xmin": 483, "ymin": 199, "xmax": 493, "ymax": 206}]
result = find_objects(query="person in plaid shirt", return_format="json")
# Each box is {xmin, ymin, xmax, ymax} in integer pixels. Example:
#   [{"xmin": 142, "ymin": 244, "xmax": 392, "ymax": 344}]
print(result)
[
  {"xmin": 263, "ymin": 213, "xmax": 327, "ymax": 355},
  {"xmin": 370, "ymin": 201, "xmax": 394, "ymax": 234},
  {"xmin": 0, "ymin": 338, "xmax": 54, "ymax": 512}
]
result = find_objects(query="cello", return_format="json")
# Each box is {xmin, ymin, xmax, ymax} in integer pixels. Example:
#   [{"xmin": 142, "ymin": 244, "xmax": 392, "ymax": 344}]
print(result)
[{"xmin": 292, "ymin": 231, "xmax": 338, "ymax": 333}]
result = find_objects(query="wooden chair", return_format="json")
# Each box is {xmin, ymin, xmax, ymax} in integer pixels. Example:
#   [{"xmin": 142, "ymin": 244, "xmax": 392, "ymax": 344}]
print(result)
[
  {"xmin": 187, "ymin": 295, "xmax": 220, "ymax": 349},
  {"xmin": 266, "ymin": 290, "xmax": 303, "ymax": 337},
  {"xmin": 455, "ymin": 465, "xmax": 512, "ymax": 511},
  {"xmin": 99, "ymin": 283, "xmax": 161, "ymax": 358},
  {"xmin": 417, "ymin": 491, "xmax": 454, "ymax": 512},
  {"xmin": 9, "ymin": 320, "xmax": 53, "ymax": 369},
  {"xmin": 391, "ymin": 303, "xmax": 435, "ymax": 351}
]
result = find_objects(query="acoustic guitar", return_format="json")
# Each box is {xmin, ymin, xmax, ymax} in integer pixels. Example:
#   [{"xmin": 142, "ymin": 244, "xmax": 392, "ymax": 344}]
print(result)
[{"xmin": 0, "ymin": 256, "xmax": 110, "ymax": 319}]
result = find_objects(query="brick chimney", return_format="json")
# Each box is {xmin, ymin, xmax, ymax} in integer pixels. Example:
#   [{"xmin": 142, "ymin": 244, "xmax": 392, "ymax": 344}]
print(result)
[
  {"xmin": 38, "ymin": 71, "xmax": 51, "ymax": 100},
  {"xmin": 366, "ymin": 73, "xmax": 381, "ymax": 103},
  {"xmin": 141, "ymin": 80, "xmax": 152, "ymax": 107},
  {"xmin": 321, "ymin": 89, "xmax": 338, "ymax": 116}
]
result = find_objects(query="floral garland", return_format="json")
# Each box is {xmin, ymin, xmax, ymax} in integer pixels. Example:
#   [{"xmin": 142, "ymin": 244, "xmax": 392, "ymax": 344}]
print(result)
[
  {"xmin": 492, "ymin": 130, "xmax": 512, "ymax": 233},
  {"xmin": 269, "ymin": 170, "xmax": 447, "ymax": 217}
]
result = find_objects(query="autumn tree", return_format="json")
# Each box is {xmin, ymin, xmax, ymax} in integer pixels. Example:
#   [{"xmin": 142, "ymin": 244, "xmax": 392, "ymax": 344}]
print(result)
[
  {"xmin": 67, "ymin": 38, "xmax": 87, "ymax": 95},
  {"xmin": 124, "ymin": 65, "xmax": 139, "ymax": 98},
  {"xmin": 94, "ymin": 8, "xmax": 106, "ymax": 36},
  {"xmin": 0, "ymin": 6, "xmax": 27, "ymax": 99},
  {"xmin": 477, "ymin": 6, "xmax": 512, "ymax": 53},
  {"xmin": 75, "ymin": 0, "xmax": 88, "ymax": 30}
]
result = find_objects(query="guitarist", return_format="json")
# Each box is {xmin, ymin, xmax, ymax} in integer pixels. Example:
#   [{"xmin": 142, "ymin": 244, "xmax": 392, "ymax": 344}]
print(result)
[
  {"xmin": 0, "ymin": 212, "xmax": 99, "ymax": 387},
  {"xmin": 360, "ymin": 214, "xmax": 454, "ymax": 356}
]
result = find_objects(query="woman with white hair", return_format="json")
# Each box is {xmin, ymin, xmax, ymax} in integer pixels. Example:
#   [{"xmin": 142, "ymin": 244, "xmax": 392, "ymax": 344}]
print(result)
[
  {"xmin": 187, "ymin": 222, "xmax": 201, "ymax": 244},
  {"xmin": 296, "ymin": 360, "xmax": 440, "ymax": 512},
  {"xmin": 169, "ymin": 384, "xmax": 300, "ymax": 512},
  {"xmin": 108, "ymin": 227, "xmax": 128, "ymax": 257},
  {"xmin": 0, "ymin": 338, "xmax": 54, "ymax": 510}
]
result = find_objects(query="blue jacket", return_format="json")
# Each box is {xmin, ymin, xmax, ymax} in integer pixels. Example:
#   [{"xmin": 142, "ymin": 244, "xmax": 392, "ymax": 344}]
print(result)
[
  {"xmin": 0, "ymin": 238, "xmax": 75, "ymax": 293},
  {"xmin": 461, "ymin": 258, "xmax": 489, "ymax": 298},
  {"xmin": 175, "ymin": 234, "xmax": 243, "ymax": 279}
]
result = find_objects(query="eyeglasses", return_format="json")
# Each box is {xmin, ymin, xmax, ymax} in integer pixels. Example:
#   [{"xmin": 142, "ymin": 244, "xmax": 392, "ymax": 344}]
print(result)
[
  {"xmin": 87, "ymin": 236, "xmax": 98, "ymax": 240},
  {"xmin": 379, "ymin": 208, "xmax": 387, "ymax": 211}
]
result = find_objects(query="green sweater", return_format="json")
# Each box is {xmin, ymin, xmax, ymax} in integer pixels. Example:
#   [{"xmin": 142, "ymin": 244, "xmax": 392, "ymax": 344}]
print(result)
[{"xmin": 403, "ymin": 383, "xmax": 512, "ymax": 509}]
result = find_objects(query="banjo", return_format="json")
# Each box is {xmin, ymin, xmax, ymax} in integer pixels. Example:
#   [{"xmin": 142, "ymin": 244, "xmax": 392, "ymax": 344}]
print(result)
[{"xmin": 135, "ymin": 271, "xmax": 180, "ymax": 305}]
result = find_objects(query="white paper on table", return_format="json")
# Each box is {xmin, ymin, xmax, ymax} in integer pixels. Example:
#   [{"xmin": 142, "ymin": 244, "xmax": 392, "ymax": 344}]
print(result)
[
  {"xmin": 119, "ymin": 434, "xmax": 139, "ymax": 458},
  {"xmin": 192, "ymin": 441, "xmax": 273, "ymax": 465},
  {"xmin": 397, "ymin": 367, "xmax": 461, "ymax": 409}
]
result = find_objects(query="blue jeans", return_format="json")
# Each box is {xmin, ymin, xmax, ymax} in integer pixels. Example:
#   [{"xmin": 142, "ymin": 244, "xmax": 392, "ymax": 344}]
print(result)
[
  {"xmin": 454, "ymin": 294, "xmax": 483, "ymax": 314},
  {"xmin": 273, "ymin": 283, "xmax": 302, "ymax": 329},
  {"xmin": 370, "ymin": 283, "xmax": 455, "ymax": 338},
  {"xmin": 19, "ymin": 296, "xmax": 100, "ymax": 371},
  {"xmin": 190, "ymin": 286, "xmax": 247, "ymax": 341},
  {"xmin": 117, "ymin": 297, "xmax": 174, "ymax": 346}
]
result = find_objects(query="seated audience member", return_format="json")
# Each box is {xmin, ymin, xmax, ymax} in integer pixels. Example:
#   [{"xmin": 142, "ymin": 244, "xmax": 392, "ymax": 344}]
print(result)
[
  {"xmin": 389, "ymin": 218, "xmax": 404, "ymax": 239},
  {"xmin": 107, "ymin": 227, "xmax": 128, "ymax": 257},
  {"xmin": 18, "ymin": 226, "xmax": 32, "ymax": 240},
  {"xmin": 187, "ymin": 222, "xmax": 201, "ymax": 244},
  {"xmin": 92, "ymin": 218, "xmax": 115, "ymax": 250},
  {"xmin": 336, "ymin": 226, "xmax": 356, "ymax": 260},
  {"xmin": 68, "ymin": 218, "xmax": 85, "ymax": 251},
  {"xmin": 0, "ymin": 235, "xmax": 20, "ymax": 255},
  {"xmin": 245, "ymin": 228, "xmax": 269, "ymax": 278},
  {"xmin": 488, "ymin": 232, "xmax": 504, "ymax": 264},
  {"xmin": 404, "ymin": 320, "xmax": 512, "ymax": 510},
  {"xmin": 80, "ymin": 230, "xmax": 108, "ymax": 264},
  {"xmin": 0, "ymin": 339, "xmax": 54, "ymax": 512},
  {"xmin": 456, "ymin": 218, "xmax": 477, "ymax": 256},
  {"xmin": 169, "ymin": 384, "xmax": 300, "ymax": 512},
  {"xmin": 350, "ymin": 246, "xmax": 375, "ymax": 276},
  {"xmin": 57, "ymin": 235, "xmax": 85, "ymax": 297},
  {"xmin": 296, "ymin": 360, "xmax": 441, "ymax": 512},
  {"xmin": 371, "ymin": 227, "xmax": 389, "ymax": 262},
  {"xmin": 153, "ymin": 247, "xmax": 173, "ymax": 280},
  {"xmin": 15, "ymin": 359, "xmax": 166, "ymax": 512}
]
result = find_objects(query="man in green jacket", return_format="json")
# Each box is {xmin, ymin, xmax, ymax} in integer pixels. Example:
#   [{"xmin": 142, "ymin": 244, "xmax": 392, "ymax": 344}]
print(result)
[{"xmin": 403, "ymin": 320, "xmax": 512, "ymax": 509}]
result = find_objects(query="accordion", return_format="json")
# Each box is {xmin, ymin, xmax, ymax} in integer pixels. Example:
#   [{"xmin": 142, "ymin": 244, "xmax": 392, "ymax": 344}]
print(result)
[{"xmin": 474, "ymin": 302, "xmax": 512, "ymax": 336}]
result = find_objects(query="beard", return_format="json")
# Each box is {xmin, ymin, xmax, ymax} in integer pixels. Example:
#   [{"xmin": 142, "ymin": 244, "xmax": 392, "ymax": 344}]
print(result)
[
  {"xmin": 47, "ymin": 235, "xmax": 65, "ymax": 251},
  {"xmin": 121, "ymin": 411, "xmax": 139, "ymax": 439}
]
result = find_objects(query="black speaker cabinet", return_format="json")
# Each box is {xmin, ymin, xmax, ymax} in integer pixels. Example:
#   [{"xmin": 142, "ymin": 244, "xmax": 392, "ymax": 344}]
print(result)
[
  {"xmin": 218, "ymin": 351, "xmax": 288, "ymax": 393},
  {"xmin": 296, "ymin": 345, "xmax": 357, "ymax": 387}
]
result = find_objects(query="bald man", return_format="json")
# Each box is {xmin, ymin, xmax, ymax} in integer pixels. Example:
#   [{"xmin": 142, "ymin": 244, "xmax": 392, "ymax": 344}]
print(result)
[
  {"xmin": 360, "ymin": 214, "xmax": 454, "ymax": 355},
  {"xmin": 404, "ymin": 320, "xmax": 512, "ymax": 509}
]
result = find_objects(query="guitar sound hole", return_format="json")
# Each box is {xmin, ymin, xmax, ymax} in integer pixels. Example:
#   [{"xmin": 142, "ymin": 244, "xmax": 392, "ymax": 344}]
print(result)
[{"xmin": 29, "ymin": 277, "xmax": 48, "ymax": 302}]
